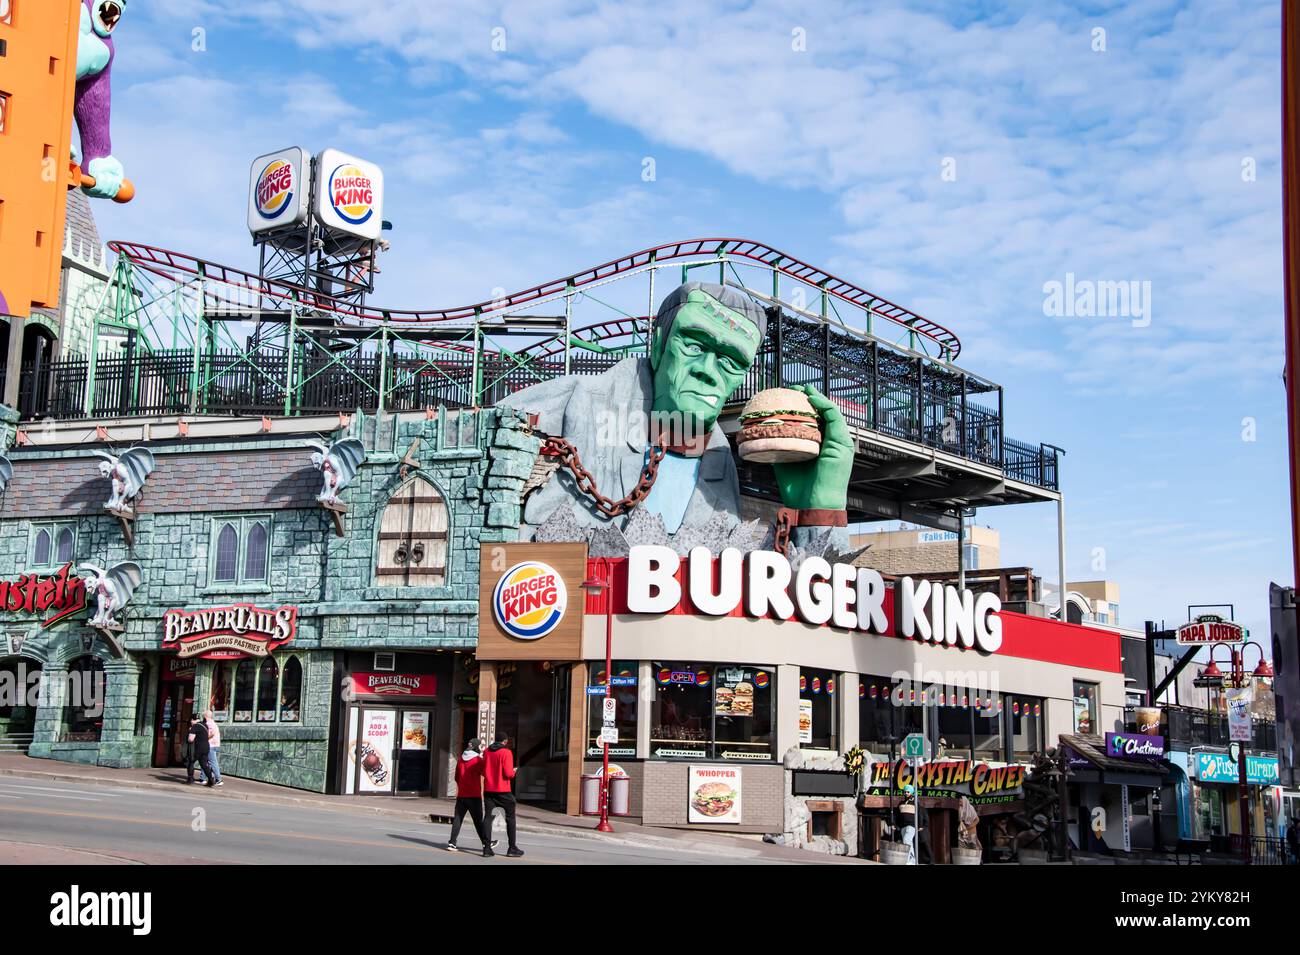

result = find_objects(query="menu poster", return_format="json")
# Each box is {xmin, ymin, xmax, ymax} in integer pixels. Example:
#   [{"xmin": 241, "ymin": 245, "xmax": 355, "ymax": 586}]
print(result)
[
  {"xmin": 688, "ymin": 765, "xmax": 742, "ymax": 824},
  {"xmin": 401, "ymin": 711, "xmax": 429, "ymax": 750},
  {"xmin": 354, "ymin": 709, "xmax": 395, "ymax": 793},
  {"xmin": 714, "ymin": 668, "xmax": 757, "ymax": 718},
  {"xmin": 798, "ymin": 699, "xmax": 813, "ymax": 744}
]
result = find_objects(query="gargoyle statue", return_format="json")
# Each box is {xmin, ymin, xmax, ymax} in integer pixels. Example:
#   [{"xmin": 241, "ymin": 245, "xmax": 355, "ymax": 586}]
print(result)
[
  {"xmin": 0, "ymin": 452, "xmax": 11, "ymax": 496},
  {"xmin": 91, "ymin": 446, "xmax": 155, "ymax": 513},
  {"xmin": 79, "ymin": 560, "xmax": 143, "ymax": 630},
  {"xmin": 307, "ymin": 438, "xmax": 366, "ymax": 507}
]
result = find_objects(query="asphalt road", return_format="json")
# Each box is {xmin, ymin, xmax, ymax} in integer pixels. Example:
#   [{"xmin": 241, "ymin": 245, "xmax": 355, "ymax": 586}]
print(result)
[{"xmin": 0, "ymin": 776, "xmax": 794, "ymax": 865}]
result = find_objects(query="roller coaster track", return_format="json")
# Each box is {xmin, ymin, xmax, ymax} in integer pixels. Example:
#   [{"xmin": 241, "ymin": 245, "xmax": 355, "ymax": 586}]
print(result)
[{"xmin": 106, "ymin": 238, "xmax": 963, "ymax": 358}]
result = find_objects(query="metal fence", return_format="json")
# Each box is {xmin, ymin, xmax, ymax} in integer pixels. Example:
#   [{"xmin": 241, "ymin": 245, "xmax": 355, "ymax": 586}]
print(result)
[{"xmin": 9, "ymin": 312, "xmax": 1061, "ymax": 490}]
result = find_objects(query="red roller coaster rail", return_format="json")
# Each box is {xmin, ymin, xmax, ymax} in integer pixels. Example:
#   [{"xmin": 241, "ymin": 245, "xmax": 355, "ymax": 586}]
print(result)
[{"xmin": 106, "ymin": 237, "xmax": 964, "ymax": 358}]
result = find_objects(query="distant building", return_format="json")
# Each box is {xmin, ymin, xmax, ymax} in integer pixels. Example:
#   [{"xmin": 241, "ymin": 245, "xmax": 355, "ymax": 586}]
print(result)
[
  {"xmin": 848, "ymin": 521, "xmax": 999, "ymax": 576},
  {"xmin": 1042, "ymin": 579, "xmax": 1121, "ymax": 627}
]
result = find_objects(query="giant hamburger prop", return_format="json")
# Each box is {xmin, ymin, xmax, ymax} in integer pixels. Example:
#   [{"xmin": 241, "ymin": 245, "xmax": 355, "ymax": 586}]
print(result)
[
  {"xmin": 737, "ymin": 388, "xmax": 822, "ymax": 463},
  {"xmin": 692, "ymin": 781, "xmax": 737, "ymax": 818}
]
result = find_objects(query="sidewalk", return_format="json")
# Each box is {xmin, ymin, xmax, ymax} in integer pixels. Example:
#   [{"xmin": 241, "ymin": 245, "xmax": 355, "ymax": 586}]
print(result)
[{"xmin": 0, "ymin": 754, "xmax": 863, "ymax": 864}]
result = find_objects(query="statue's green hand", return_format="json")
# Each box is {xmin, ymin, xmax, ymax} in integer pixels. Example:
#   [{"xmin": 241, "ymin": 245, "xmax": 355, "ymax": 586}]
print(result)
[{"xmin": 772, "ymin": 385, "xmax": 853, "ymax": 511}]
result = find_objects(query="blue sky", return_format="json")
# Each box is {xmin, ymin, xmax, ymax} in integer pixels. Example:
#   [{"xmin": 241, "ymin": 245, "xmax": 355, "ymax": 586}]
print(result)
[{"xmin": 98, "ymin": 0, "xmax": 1289, "ymax": 642}]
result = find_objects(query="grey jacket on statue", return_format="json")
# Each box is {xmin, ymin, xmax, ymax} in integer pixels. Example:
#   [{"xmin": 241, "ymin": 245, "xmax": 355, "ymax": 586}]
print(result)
[{"xmin": 501, "ymin": 357, "xmax": 741, "ymax": 536}]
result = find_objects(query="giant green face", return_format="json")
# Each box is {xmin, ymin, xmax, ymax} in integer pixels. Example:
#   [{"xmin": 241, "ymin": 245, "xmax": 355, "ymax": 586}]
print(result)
[{"xmin": 651, "ymin": 289, "xmax": 762, "ymax": 432}]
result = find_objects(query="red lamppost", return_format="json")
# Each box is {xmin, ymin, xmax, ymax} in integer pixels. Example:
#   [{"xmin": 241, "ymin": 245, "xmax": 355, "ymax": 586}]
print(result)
[
  {"xmin": 1205, "ymin": 641, "xmax": 1273, "ymax": 864},
  {"xmin": 581, "ymin": 556, "xmax": 614, "ymax": 834}
]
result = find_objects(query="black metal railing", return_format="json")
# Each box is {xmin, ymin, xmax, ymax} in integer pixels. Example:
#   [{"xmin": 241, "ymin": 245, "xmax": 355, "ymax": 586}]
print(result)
[
  {"xmin": 8, "ymin": 313, "xmax": 1062, "ymax": 490},
  {"xmin": 1162, "ymin": 705, "xmax": 1277, "ymax": 751}
]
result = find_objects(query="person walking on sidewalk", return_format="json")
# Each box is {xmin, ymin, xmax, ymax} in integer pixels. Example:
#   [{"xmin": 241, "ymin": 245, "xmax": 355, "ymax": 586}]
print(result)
[
  {"xmin": 445, "ymin": 738, "xmax": 496, "ymax": 853},
  {"xmin": 186, "ymin": 714, "xmax": 214, "ymax": 786},
  {"xmin": 482, "ymin": 730, "xmax": 523, "ymax": 858},
  {"xmin": 204, "ymin": 710, "xmax": 223, "ymax": 787}
]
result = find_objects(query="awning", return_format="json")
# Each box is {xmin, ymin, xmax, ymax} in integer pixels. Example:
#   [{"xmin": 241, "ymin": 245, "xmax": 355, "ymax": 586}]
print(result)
[{"xmin": 1060, "ymin": 734, "xmax": 1169, "ymax": 789}]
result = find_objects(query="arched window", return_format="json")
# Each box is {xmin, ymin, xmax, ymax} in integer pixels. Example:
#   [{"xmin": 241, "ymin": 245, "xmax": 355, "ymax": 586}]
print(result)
[
  {"xmin": 214, "ymin": 524, "xmax": 239, "ymax": 582},
  {"xmin": 376, "ymin": 478, "xmax": 448, "ymax": 586},
  {"xmin": 55, "ymin": 527, "xmax": 74, "ymax": 564},
  {"xmin": 244, "ymin": 521, "xmax": 269, "ymax": 582},
  {"xmin": 256, "ymin": 657, "xmax": 279, "ymax": 722},
  {"xmin": 33, "ymin": 529, "xmax": 51, "ymax": 566},
  {"xmin": 279, "ymin": 657, "xmax": 302, "ymax": 722},
  {"xmin": 62, "ymin": 656, "xmax": 105, "ymax": 742},
  {"xmin": 233, "ymin": 659, "xmax": 255, "ymax": 722}
]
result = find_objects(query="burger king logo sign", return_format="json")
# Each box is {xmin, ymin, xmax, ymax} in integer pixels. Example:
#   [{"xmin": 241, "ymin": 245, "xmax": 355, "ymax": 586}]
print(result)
[
  {"xmin": 256, "ymin": 160, "xmax": 296, "ymax": 220},
  {"xmin": 314, "ymin": 148, "xmax": 384, "ymax": 240},
  {"xmin": 247, "ymin": 147, "xmax": 308, "ymax": 234},
  {"xmin": 328, "ymin": 164, "xmax": 374, "ymax": 226},
  {"xmin": 493, "ymin": 562, "xmax": 567, "ymax": 640}
]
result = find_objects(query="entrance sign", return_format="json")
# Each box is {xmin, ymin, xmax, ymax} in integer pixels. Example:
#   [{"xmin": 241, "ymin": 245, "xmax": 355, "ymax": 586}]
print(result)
[
  {"xmin": 626, "ymin": 546, "xmax": 1003, "ymax": 653},
  {"xmin": 350, "ymin": 672, "xmax": 436, "ymax": 698},
  {"xmin": 161, "ymin": 604, "xmax": 297, "ymax": 659},
  {"xmin": 688, "ymin": 765, "xmax": 742, "ymax": 824},
  {"xmin": 1176, "ymin": 615, "xmax": 1247, "ymax": 646},
  {"xmin": 477, "ymin": 543, "xmax": 588, "ymax": 661}
]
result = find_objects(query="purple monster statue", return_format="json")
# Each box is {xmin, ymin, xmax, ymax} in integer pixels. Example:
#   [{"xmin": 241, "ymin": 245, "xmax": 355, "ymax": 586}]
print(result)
[{"xmin": 74, "ymin": 1, "xmax": 127, "ymax": 200}]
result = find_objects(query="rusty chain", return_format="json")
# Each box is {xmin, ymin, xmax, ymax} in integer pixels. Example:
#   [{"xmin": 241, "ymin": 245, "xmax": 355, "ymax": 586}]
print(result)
[{"xmin": 540, "ymin": 435, "xmax": 667, "ymax": 518}]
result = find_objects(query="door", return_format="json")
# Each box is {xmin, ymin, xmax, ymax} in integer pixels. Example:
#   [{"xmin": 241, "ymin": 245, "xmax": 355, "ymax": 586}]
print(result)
[
  {"xmin": 153, "ymin": 683, "xmax": 193, "ymax": 767},
  {"xmin": 376, "ymin": 479, "xmax": 448, "ymax": 586},
  {"xmin": 396, "ymin": 710, "xmax": 434, "ymax": 794},
  {"xmin": 345, "ymin": 706, "xmax": 398, "ymax": 794}
]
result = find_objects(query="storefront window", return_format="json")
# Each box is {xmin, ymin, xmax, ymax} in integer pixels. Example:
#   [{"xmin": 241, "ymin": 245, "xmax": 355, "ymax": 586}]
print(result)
[
  {"xmin": 134, "ymin": 662, "xmax": 152, "ymax": 736},
  {"xmin": 587, "ymin": 661, "xmax": 638, "ymax": 758},
  {"xmin": 1008, "ymin": 695, "xmax": 1043, "ymax": 761},
  {"xmin": 971, "ymin": 694, "xmax": 1003, "ymax": 761},
  {"xmin": 651, "ymin": 664, "xmax": 712, "ymax": 759},
  {"xmin": 713, "ymin": 665, "xmax": 774, "ymax": 761},
  {"xmin": 233, "ymin": 660, "xmax": 255, "ymax": 722},
  {"xmin": 935, "ymin": 686, "xmax": 972, "ymax": 760},
  {"xmin": 858, "ymin": 677, "xmax": 898, "ymax": 754},
  {"xmin": 210, "ymin": 663, "xmax": 232, "ymax": 721},
  {"xmin": 799, "ymin": 668, "xmax": 837, "ymax": 751},
  {"xmin": 1073, "ymin": 680, "xmax": 1099, "ymax": 735},
  {"xmin": 62, "ymin": 656, "xmax": 105, "ymax": 742},
  {"xmin": 279, "ymin": 656, "xmax": 302, "ymax": 722},
  {"xmin": 257, "ymin": 658, "xmax": 279, "ymax": 722}
]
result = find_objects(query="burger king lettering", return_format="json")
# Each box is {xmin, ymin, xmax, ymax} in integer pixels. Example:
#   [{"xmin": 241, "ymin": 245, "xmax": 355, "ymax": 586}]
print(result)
[
  {"xmin": 256, "ymin": 160, "xmax": 295, "ymax": 219},
  {"xmin": 626, "ymin": 545, "xmax": 1003, "ymax": 653},
  {"xmin": 329, "ymin": 166, "xmax": 374, "ymax": 225},
  {"xmin": 247, "ymin": 147, "xmax": 308, "ymax": 233}
]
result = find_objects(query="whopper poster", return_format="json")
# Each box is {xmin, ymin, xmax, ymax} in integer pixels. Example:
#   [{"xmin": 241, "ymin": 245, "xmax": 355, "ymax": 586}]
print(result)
[{"xmin": 688, "ymin": 765, "xmax": 742, "ymax": 824}]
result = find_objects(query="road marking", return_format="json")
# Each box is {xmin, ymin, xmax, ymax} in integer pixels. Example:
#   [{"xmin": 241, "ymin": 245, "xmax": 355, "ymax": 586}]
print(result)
[
  {"xmin": 0, "ymin": 787, "xmax": 101, "ymax": 802},
  {"xmin": 0, "ymin": 782, "xmax": 111, "ymax": 797}
]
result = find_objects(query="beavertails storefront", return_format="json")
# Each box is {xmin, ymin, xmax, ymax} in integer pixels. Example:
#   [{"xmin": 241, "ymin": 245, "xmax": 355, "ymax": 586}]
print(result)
[{"xmin": 475, "ymin": 542, "xmax": 1125, "ymax": 854}]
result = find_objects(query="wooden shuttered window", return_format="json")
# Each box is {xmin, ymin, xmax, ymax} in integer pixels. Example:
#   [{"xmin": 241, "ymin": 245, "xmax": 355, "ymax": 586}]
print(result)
[{"xmin": 376, "ymin": 478, "xmax": 449, "ymax": 585}]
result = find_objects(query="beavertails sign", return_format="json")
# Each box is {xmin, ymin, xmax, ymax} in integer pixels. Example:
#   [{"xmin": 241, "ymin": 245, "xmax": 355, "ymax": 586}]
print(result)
[
  {"xmin": 0, "ymin": 564, "xmax": 86, "ymax": 628},
  {"xmin": 162, "ymin": 604, "xmax": 298, "ymax": 659}
]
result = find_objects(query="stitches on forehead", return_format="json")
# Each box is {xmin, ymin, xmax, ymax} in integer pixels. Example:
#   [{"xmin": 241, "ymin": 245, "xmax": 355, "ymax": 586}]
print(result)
[{"xmin": 654, "ymin": 281, "xmax": 768, "ymax": 348}]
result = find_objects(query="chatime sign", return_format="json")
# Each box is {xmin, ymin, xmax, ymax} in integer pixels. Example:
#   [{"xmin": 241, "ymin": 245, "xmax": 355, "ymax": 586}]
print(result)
[{"xmin": 625, "ymin": 545, "xmax": 1003, "ymax": 653}]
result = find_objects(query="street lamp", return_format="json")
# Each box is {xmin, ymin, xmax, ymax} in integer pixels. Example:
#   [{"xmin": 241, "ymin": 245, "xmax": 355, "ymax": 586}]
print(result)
[
  {"xmin": 581, "ymin": 557, "xmax": 614, "ymax": 834},
  {"xmin": 1205, "ymin": 639, "xmax": 1272, "ymax": 864}
]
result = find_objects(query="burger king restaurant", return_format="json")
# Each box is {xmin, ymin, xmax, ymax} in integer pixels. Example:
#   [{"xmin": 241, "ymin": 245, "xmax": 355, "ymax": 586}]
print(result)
[{"xmin": 474, "ymin": 541, "xmax": 1127, "ymax": 856}]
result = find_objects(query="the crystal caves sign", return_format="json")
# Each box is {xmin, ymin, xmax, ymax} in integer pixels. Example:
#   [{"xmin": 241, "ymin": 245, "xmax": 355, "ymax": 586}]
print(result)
[{"xmin": 162, "ymin": 604, "xmax": 298, "ymax": 659}]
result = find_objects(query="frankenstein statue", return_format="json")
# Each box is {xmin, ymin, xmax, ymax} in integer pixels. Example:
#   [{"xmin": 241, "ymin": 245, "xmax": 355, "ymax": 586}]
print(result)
[{"xmin": 503, "ymin": 282, "xmax": 854, "ymax": 554}]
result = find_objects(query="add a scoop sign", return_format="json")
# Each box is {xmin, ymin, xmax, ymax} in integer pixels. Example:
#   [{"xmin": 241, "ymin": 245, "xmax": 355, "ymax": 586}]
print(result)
[{"xmin": 162, "ymin": 603, "xmax": 298, "ymax": 659}]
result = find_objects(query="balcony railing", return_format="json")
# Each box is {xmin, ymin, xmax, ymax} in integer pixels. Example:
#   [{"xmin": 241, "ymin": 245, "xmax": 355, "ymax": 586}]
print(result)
[
  {"xmin": 4, "ymin": 312, "xmax": 1062, "ymax": 491},
  {"xmin": 1158, "ymin": 705, "xmax": 1278, "ymax": 751}
]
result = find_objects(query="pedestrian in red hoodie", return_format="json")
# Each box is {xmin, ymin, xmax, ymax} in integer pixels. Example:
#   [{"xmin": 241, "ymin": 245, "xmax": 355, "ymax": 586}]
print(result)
[
  {"xmin": 482, "ymin": 730, "xmax": 523, "ymax": 858},
  {"xmin": 445, "ymin": 738, "xmax": 497, "ymax": 853}
]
